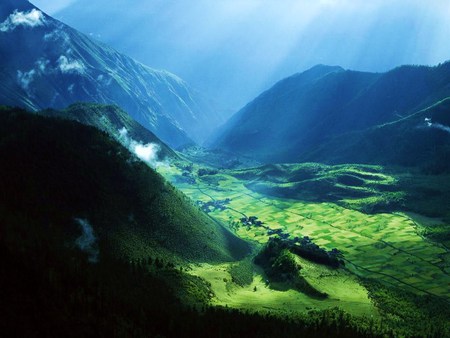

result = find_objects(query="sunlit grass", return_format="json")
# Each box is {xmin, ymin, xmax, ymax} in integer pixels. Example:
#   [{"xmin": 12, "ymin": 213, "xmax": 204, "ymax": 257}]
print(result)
[{"xmin": 158, "ymin": 162, "xmax": 449, "ymax": 302}]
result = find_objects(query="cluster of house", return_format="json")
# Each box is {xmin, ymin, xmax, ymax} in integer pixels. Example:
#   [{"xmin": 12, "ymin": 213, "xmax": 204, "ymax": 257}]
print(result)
[
  {"xmin": 240, "ymin": 216, "xmax": 263, "ymax": 227},
  {"xmin": 197, "ymin": 198, "xmax": 231, "ymax": 213}
]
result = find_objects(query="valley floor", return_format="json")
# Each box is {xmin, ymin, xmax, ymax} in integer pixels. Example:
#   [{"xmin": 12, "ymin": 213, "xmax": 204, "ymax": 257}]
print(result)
[{"xmin": 158, "ymin": 162, "xmax": 450, "ymax": 315}]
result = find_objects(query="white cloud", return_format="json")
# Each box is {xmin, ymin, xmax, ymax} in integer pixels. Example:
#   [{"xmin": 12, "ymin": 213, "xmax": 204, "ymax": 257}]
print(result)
[
  {"xmin": 17, "ymin": 69, "xmax": 36, "ymax": 91},
  {"xmin": 96, "ymin": 74, "xmax": 113, "ymax": 86},
  {"xmin": 118, "ymin": 127, "xmax": 166, "ymax": 168},
  {"xmin": 425, "ymin": 118, "xmax": 450, "ymax": 134},
  {"xmin": 43, "ymin": 29, "xmax": 59, "ymax": 41},
  {"xmin": 134, "ymin": 143, "xmax": 161, "ymax": 164},
  {"xmin": 57, "ymin": 55, "xmax": 86, "ymax": 74},
  {"xmin": 0, "ymin": 9, "xmax": 45, "ymax": 32},
  {"xmin": 68, "ymin": 83, "xmax": 75, "ymax": 94},
  {"xmin": 36, "ymin": 58, "xmax": 50, "ymax": 72},
  {"xmin": 74, "ymin": 218, "xmax": 98, "ymax": 263},
  {"xmin": 44, "ymin": 29, "xmax": 71, "ymax": 50}
]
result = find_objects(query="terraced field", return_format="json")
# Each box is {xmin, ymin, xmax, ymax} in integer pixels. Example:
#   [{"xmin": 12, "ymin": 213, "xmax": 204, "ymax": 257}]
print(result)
[{"xmin": 159, "ymin": 164, "xmax": 450, "ymax": 304}]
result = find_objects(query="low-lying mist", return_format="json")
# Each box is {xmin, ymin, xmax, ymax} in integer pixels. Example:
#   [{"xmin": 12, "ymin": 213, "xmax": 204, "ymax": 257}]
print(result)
[
  {"xmin": 74, "ymin": 218, "xmax": 98, "ymax": 263},
  {"xmin": 118, "ymin": 127, "xmax": 168, "ymax": 168},
  {"xmin": 425, "ymin": 117, "xmax": 450, "ymax": 134}
]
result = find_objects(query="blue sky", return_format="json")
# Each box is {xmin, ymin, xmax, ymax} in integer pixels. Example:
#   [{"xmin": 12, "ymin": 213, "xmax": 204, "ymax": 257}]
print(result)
[
  {"xmin": 31, "ymin": 0, "xmax": 76, "ymax": 14},
  {"xmin": 31, "ymin": 0, "xmax": 450, "ymax": 111}
]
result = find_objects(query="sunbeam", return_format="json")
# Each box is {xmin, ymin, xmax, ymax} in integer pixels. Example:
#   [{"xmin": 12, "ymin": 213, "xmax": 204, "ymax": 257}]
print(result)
[{"xmin": 32, "ymin": 0, "xmax": 450, "ymax": 110}]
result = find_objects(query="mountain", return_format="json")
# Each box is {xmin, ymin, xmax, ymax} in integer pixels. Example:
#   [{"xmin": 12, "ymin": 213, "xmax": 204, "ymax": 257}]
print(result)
[
  {"xmin": 0, "ymin": 106, "xmax": 250, "ymax": 263},
  {"xmin": 301, "ymin": 97, "xmax": 450, "ymax": 173},
  {"xmin": 0, "ymin": 0, "xmax": 222, "ymax": 148},
  {"xmin": 50, "ymin": 0, "xmax": 450, "ymax": 115},
  {"xmin": 210, "ymin": 63, "xmax": 450, "ymax": 163},
  {"xmin": 41, "ymin": 102, "xmax": 176, "ymax": 160}
]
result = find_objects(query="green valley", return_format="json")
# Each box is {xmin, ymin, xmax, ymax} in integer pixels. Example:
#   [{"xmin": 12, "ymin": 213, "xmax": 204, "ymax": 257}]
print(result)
[
  {"xmin": 2, "ymin": 1, "xmax": 450, "ymax": 336},
  {"xmin": 157, "ymin": 155, "xmax": 450, "ymax": 335},
  {"xmin": 1, "ymin": 106, "xmax": 399, "ymax": 337}
]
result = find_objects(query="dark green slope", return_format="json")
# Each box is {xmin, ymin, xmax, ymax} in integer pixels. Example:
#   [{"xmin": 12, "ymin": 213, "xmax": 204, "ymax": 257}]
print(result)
[
  {"xmin": 0, "ymin": 219, "xmax": 378, "ymax": 338},
  {"xmin": 41, "ymin": 102, "xmax": 176, "ymax": 160},
  {"xmin": 0, "ymin": 107, "xmax": 386, "ymax": 338},
  {"xmin": 0, "ymin": 106, "xmax": 250, "ymax": 263},
  {"xmin": 301, "ymin": 97, "xmax": 450, "ymax": 173},
  {"xmin": 211, "ymin": 62, "xmax": 450, "ymax": 163}
]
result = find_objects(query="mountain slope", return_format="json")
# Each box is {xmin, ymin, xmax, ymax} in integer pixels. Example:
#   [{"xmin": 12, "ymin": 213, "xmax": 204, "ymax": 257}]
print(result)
[
  {"xmin": 0, "ymin": 0, "xmax": 221, "ymax": 148},
  {"xmin": 41, "ymin": 102, "xmax": 176, "ymax": 160},
  {"xmin": 0, "ymin": 106, "xmax": 250, "ymax": 263},
  {"xmin": 211, "ymin": 63, "xmax": 450, "ymax": 163},
  {"xmin": 301, "ymin": 97, "xmax": 450, "ymax": 173}
]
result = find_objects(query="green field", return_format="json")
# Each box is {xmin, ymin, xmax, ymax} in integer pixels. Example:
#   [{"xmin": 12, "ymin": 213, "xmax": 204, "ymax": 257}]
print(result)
[
  {"xmin": 188, "ymin": 260, "xmax": 376, "ymax": 317},
  {"xmin": 159, "ymin": 163, "xmax": 450, "ymax": 310}
]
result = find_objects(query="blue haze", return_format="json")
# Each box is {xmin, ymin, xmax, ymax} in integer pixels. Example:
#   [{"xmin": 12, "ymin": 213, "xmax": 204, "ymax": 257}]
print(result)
[{"xmin": 32, "ymin": 0, "xmax": 450, "ymax": 113}]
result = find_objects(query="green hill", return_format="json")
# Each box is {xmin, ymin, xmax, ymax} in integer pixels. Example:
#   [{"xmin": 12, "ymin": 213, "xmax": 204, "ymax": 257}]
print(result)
[
  {"xmin": 41, "ymin": 102, "xmax": 176, "ymax": 160},
  {"xmin": 0, "ymin": 106, "xmax": 249, "ymax": 263},
  {"xmin": 229, "ymin": 163, "xmax": 403, "ymax": 214}
]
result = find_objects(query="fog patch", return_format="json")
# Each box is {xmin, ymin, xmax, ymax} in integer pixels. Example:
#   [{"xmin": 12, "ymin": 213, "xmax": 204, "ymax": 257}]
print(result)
[
  {"xmin": 97, "ymin": 74, "xmax": 113, "ymax": 86},
  {"xmin": 425, "ymin": 117, "xmax": 450, "ymax": 134},
  {"xmin": 43, "ymin": 29, "xmax": 69, "ymax": 44},
  {"xmin": 17, "ymin": 69, "xmax": 36, "ymax": 91},
  {"xmin": 74, "ymin": 218, "xmax": 99, "ymax": 263},
  {"xmin": 36, "ymin": 58, "xmax": 50, "ymax": 72},
  {"xmin": 118, "ymin": 127, "xmax": 166, "ymax": 168},
  {"xmin": 57, "ymin": 55, "xmax": 86, "ymax": 74},
  {"xmin": 16, "ymin": 59, "xmax": 51, "ymax": 92},
  {"xmin": 0, "ymin": 9, "xmax": 45, "ymax": 32}
]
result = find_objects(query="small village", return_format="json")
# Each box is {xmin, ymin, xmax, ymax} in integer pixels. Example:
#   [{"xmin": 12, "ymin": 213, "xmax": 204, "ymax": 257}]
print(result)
[{"xmin": 197, "ymin": 198, "xmax": 231, "ymax": 213}]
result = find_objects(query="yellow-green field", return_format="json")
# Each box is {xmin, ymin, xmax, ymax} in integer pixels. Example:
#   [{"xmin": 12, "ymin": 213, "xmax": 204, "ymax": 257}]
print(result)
[
  {"xmin": 188, "ymin": 259, "xmax": 376, "ymax": 317},
  {"xmin": 158, "ymin": 164, "xmax": 450, "ymax": 311}
]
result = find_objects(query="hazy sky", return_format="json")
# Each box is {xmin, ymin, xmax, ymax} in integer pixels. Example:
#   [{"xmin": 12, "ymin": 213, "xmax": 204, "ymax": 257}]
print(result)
[{"xmin": 31, "ymin": 0, "xmax": 450, "ymax": 111}]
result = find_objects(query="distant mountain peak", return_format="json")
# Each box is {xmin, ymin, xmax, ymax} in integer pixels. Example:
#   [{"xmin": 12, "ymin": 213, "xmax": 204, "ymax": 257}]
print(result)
[{"xmin": 308, "ymin": 64, "xmax": 344, "ymax": 72}]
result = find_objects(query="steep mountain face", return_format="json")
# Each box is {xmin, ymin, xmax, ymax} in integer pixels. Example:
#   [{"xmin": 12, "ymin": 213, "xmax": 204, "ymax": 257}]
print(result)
[
  {"xmin": 211, "ymin": 63, "xmax": 450, "ymax": 163},
  {"xmin": 0, "ymin": 0, "xmax": 221, "ymax": 148},
  {"xmin": 0, "ymin": 106, "xmax": 250, "ymax": 263}
]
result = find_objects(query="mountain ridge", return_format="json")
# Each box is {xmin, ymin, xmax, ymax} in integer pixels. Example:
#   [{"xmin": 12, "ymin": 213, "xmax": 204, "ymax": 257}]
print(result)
[
  {"xmin": 210, "ymin": 61, "xmax": 450, "ymax": 164},
  {"xmin": 300, "ymin": 97, "xmax": 450, "ymax": 173},
  {"xmin": 40, "ymin": 102, "xmax": 177, "ymax": 160},
  {"xmin": 0, "ymin": 0, "xmax": 222, "ymax": 148}
]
